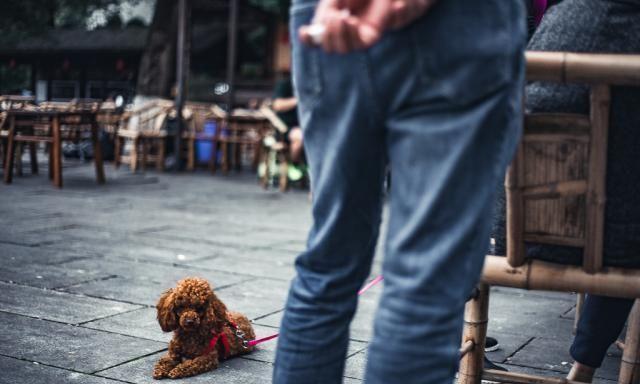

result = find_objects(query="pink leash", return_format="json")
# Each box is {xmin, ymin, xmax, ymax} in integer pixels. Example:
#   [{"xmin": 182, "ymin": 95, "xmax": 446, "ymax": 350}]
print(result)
[{"xmin": 247, "ymin": 275, "xmax": 384, "ymax": 347}]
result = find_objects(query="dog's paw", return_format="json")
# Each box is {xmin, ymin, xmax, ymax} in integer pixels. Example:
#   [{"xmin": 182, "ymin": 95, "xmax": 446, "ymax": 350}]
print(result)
[
  {"xmin": 168, "ymin": 367, "xmax": 187, "ymax": 379},
  {"xmin": 152, "ymin": 370, "xmax": 168, "ymax": 380}
]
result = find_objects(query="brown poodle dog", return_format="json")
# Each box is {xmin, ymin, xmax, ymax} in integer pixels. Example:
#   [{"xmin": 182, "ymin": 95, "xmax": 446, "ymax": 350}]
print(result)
[{"xmin": 153, "ymin": 277, "xmax": 255, "ymax": 379}]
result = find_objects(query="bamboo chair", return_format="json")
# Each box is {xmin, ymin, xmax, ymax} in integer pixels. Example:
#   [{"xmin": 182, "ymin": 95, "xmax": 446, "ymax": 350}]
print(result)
[
  {"xmin": 0, "ymin": 96, "xmax": 37, "ymax": 175},
  {"xmin": 181, "ymin": 102, "xmax": 221, "ymax": 172},
  {"xmin": 219, "ymin": 109, "xmax": 267, "ymax": 174},
  {"xmin": 114, "ymin": 100, "xmax": 172, "ymax": 172},
  {"xmin": 459, "ymin": 52, "xmax": 640, "ymax": 384},
  {"xmin": 259, "ymin": 105, "xmax": 290, "ymax": 191}
]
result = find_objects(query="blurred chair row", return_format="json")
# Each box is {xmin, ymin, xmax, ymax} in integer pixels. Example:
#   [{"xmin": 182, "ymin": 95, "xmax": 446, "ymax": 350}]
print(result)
[{"xmin": 0, "ymin": 96, "xmax": 290, "ymax": 189}]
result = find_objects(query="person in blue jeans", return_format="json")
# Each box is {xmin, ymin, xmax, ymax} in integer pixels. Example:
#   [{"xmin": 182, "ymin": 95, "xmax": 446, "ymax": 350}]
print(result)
[{"xmin": 273, "ymin": 0, "xmax": 526, "ymax": 383}]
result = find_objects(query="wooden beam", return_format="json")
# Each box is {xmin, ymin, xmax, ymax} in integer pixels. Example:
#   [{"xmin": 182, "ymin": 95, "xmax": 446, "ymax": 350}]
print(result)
[
  {"xmin": 482, "ymin": 256, "xmax": 640, "ymax": 299},
  {"xmin": 526, "ymin": 52, "xmax": 640, "ymax": 86}
]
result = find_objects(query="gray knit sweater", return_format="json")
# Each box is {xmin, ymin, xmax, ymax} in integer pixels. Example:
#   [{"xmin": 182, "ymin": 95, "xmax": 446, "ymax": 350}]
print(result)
[{"xmin": 492, "ymin": 0, "xmax": 640, "ymax": 267}]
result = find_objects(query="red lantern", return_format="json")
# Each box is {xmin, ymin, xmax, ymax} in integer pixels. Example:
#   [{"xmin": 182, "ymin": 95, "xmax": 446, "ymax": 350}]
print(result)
[
  {"xmin": 8, "ymin": 59, "xmax": 16, "ymax": 69},
  {"xmin": 115, "ymin": 58, "xmax": 126, "ymax": 72},
  {"xmin": 62, "ymin": 59, "xmax": 71, "ymax": 71}
]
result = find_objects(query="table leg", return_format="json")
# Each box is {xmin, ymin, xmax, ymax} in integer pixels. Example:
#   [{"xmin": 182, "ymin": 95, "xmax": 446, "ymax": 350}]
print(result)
[
  {"xmin": 29, "ymin": 142, "xmax": 38, "ymax": 175},
  {"xmin": 91, "ymin": 121, "xmax": 105, "ymax": 184},
  {"xmin": 52, "ymin": 116, "xmax": 62, "ymax": 188},
  {"xmin": 48, "ymin": 143, "xmax": 54, "ymax": 180},
  {"xmin": 3, "ymin": 116, "xmax": 15, "ymax": 184},
  {"xmin": 15, "ymin": 143, "xmax": 23, "ymax": 176}
]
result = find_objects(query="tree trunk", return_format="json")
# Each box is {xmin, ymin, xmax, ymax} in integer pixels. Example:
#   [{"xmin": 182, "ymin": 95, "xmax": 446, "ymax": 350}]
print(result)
[{"xmin": 136, "ymin": 0, "xmax": 178, "ymax": 98}]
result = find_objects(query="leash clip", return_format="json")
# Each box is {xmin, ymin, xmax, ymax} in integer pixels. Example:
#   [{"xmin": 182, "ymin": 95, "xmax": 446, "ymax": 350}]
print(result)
[{"xmin": 234, "ymin": 328, "xmax": 250, "ymax": 349}]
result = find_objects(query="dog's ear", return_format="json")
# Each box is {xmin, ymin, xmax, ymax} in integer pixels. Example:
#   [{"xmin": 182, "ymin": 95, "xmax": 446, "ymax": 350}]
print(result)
[
  {"xmin": 156, "ymin": 288, "xmax": 177, "ymax": 332},
  {"xmin": 204, "ymin": 293, "xmax": 228, "ymax": 331}
]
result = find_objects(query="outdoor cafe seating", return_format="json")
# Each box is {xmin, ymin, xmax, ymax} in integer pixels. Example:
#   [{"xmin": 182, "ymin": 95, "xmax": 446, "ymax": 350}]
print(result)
[
  {"xmin": 1, "ymin": 97, "xmax": 106, "ymax": 188},
  {"xmin": 458, "ymin": 52, "xmax": 640, "ymax": 384}
]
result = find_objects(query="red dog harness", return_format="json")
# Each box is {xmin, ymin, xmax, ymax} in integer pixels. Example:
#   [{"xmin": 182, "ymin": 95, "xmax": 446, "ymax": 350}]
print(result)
[{"xmin": 203, "ymin": 321, "xmax": 238, "ymax": 359}]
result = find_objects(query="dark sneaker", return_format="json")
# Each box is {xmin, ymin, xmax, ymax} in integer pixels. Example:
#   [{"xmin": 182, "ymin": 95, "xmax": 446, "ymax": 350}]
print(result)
[{"xmin": 484, "ymin": 356, "xmax": 508, "ymax": 372}]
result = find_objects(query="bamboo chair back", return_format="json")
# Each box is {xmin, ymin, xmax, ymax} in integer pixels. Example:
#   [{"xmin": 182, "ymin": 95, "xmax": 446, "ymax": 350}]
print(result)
[
  {"xmin": 0, "ymin": 95, "xmax": 35, "ymax": 111},
  {"xmin": 123, "ymin": 100, "xmax": 172, "ymax": 135},
  {"xmin": 506, "ymin": 52, "xmax": 640, "ymax": 274}
]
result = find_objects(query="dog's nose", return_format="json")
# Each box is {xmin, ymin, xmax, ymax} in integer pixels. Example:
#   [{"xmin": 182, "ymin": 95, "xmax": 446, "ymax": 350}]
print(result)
[{"xmin": 184, "ymin": 318, "xmax": 195, "ymax": 326}]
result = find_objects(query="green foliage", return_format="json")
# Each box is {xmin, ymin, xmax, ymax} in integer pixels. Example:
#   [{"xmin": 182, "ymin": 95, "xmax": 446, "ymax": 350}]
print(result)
[
  {"xmin": 248, "ymin": 0, "xmax": 291, "ymax": 19},
  {"xmin": 0, "ymin": 0, "xmax": 141, "ymax": 44}
]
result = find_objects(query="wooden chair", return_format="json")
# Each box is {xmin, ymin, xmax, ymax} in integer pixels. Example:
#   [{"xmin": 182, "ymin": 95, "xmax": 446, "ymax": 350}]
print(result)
[
  {"xmin": 219, "ymin": 109, "xmax": 267, "ymax": 174},
  {"xmin": 259, "ymin": 105, "xmax": 290, "ymax": 191},
  {"xmin": 114, "ymin": 100, "xmax": 172, "ymax": 172},
  {"xmin": 181, "ymin": 102, "xmax": 222, "ymax": 172},
  {"xmin": 458, "ymin": 52, "xmax": 640, "ymax": 384},
  {"xmin": 0, "ymin": 96, "xmax": 37, "ymax": 174}
]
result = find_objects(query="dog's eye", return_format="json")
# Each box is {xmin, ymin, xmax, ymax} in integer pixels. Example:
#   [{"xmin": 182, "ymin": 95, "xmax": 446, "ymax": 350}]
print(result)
[{"xmin": 197, "ymin": 306, "xmax": 205, "ymax": 312}]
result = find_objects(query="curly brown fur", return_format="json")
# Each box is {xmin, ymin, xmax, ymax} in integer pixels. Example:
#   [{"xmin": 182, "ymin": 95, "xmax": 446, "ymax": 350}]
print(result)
[{"xmin": 153, "ymin": 277, "xmax": 255, "ymax": 380}]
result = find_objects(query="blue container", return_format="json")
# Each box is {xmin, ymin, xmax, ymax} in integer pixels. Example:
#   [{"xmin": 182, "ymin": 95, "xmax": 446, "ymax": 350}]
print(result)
[{"xmin": 196, "ymin": 121, "xmax": 217, "ymax": 164}]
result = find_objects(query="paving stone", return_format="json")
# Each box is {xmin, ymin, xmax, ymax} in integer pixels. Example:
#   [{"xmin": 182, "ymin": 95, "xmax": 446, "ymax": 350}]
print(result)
[
  {"xmin": 82, "ymin": 307, "xmax": 171, "ymax": 343},
  {"xmin": 246, "ymin": 324, "xmax": 367, "ymax": 365},
  {"xmin": 49, "ymin": 237, "xmax": 216, "ymax": 263},
  {"xmin": 140, "ymin": 225, "xmax": 305, "ymax": 251},
  {"xmin": 0, "ymin": 262, "xmax": 113, "ymax": 289},
  {"xmin": 500, "ymin": 363, "xmax": 617, "ymax": 384},
  {"xmin": 0, "ymin": 243, "xmax": 98, "ymax": 267},
  {"xmin": 215, "ymin": 279, "xmax": 291, "ymax": 321},
  {"xmin": 0, "ymin": 312, "xmax": 166, "ymax": 374},
  {"xmin": 0, "ymin": 355, "xmax": 122, "ymax": 384},
  {"xmin": 344, "ymin": 350, "xmax": 367, "ymax": 380},
  {"xmin": 187, "ymin": 254, "xmax": 296, "ymax": 281},
  {"xmin": 99, "ymin": 351, "xmax": 274, "ymax": 384},
  {"xmin": 190, "ymin": 245, "xmax": 300, "ymax": 265},
  {"xmin": 254, "ymin": 281, "xmax": 383, "ymax": 343},
  {"xmin": 481, "ymin": 331, "xmax": 532, "ymax": 365},
  {"xmin": 0, "ymin": 282, "xmax": 141, "ymax": 324},
  {"xmin": 488, "ymin": 288, "xmax": 576, "ymax": 343},
  {"xmin": 507, "ymin": 336, "xmax": 622, "ymax": 382},
  {"xmin": 0, "ymin": 162, "xmax": 625, "ymax": 383},
  {"xmin": 60, "ymin": 259, "xmax": 250, "ymax": 306}
]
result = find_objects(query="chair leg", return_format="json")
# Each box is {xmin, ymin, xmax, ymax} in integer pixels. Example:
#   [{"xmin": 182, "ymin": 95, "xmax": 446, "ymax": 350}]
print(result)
[
  {"xmin": 141, "ymin": 139, "xmax": 148, "ymax": 172},
  {"xmin": 186, "ymin": 137, "xmax": 194, "ymax": 171},
  {"xmin": 210, "ymin": 140, "xmax": 218, "ymax": 174},
  {"xmin": 52, "ymin": 117, "xmax": 62, "ymax": 188},
  {"xmin": 48, "ymin": 143, "xmax": 54, "ymax": 180},
  {"xmin": 260, "ymin": 146, "xmax": 270, "ymax": 189},
  {"xmin": 131, "ymin": 137, "xmax": 139, "ymax": 172},
  {"xmin": 221, "ymin": 141, "xmax": 229, "ymax": 174},
  {"xmin": 15, "ymin": 143, "xmax": 23, "ymax": 177},
  {"xmin": 4, "ymin": 122, "xmax": 16, "ymax": 184},
  {"xmin": 114, "ymin": 136, "xmax": 122, "ymax": 169},
  {"xmin": 619, "ymin": 299, "xmax": 640, "ymax": 384},
  {"xmin": 278, "ymin": 151, "xmax": 288, "ymax": 193},
  {"xmin": 156, "ymin": 138, "xmax": 166, "ymax": 171},
  {"xmin": 458, "ymin": 283, "xmax": 490, "ymax": 384},
  {"xmin": 29, "ymin": 142, "xmax": 38, "ymax": 175},
  {"xmin": 91, "ymin": 122, "xmax": 105, "ymax": 184}
]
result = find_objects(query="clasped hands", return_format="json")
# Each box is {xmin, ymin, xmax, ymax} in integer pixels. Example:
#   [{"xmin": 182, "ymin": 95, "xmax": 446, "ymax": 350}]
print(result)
[{"xmin": 299, "ymin": 0, "xmax": 438, "ymax": 53}]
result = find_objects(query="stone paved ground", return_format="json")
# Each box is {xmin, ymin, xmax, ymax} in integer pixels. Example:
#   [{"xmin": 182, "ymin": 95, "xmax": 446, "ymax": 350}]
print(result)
[{"xmin": 0, "ymin": 159, "xmax": 622, "ymax": 383}]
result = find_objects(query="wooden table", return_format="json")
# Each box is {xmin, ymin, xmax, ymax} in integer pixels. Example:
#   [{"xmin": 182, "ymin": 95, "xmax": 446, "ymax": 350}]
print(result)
[
  {"xmin": 221, "ymin": 112, "xmax": 269, "ymax": 173},
  {"xmin": 3, "ymin": 109, "xmax": 105, "ymax": 188}
]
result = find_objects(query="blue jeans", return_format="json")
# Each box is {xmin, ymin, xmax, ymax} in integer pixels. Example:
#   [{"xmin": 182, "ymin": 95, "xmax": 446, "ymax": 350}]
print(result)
[
  {"xmin": 274, "ymin": 1, "xmax": 526, "ymax": 383},
  {"xmin": 571, "ymin": 295, "xmax": 634, "ymax": 368}
]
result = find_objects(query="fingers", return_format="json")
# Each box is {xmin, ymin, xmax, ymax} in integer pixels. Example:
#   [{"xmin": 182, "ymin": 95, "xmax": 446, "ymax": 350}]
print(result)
[
  {"xmin": 298, "ymin": 0, "xmax": 392, "ymax": 53},
  {"xmin": 389, "ymin": 0, "xmax": 437, "ymax": 30}
]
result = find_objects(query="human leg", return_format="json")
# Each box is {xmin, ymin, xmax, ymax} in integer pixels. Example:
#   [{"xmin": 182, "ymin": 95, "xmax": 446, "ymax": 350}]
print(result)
[
  {"xmin": 570, "ymin": 295, "xmax": 634, "ymax": 371},
  {"xmin": 273, "ymin": 1, "xmax": 387, "ymax": 383},
  {"xmin": 365, "ymin": 1, "xmax": 526, "ymax": 382}
]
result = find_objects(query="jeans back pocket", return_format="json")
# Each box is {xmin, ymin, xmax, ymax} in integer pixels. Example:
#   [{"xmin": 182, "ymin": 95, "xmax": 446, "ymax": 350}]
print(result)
[{"xmin": 290, "ymin": 1, "xmax": 324, "ymax": 110}]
